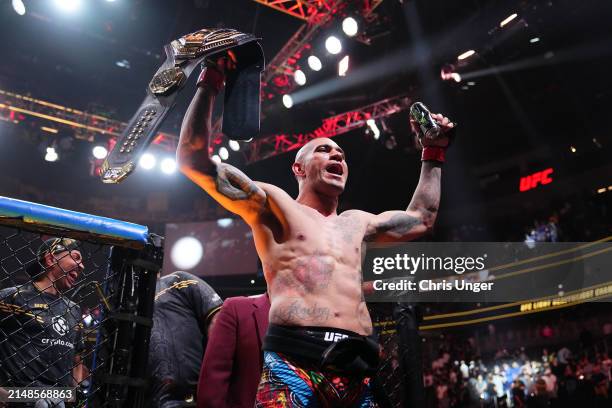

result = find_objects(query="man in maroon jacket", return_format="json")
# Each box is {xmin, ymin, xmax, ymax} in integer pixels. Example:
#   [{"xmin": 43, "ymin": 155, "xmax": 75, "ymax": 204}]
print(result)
[{"xmin": 198, "ymin": 293, "xmax": 271, "ymax": 408}]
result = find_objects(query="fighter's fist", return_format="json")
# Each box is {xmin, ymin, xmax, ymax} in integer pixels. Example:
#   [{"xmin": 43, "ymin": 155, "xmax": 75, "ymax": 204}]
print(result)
[
  {"xmin": 197, "ymin": 51, "xmax": 238, "ymax": 94},
  {"xmin": 410, "ymin": 113, "xmax": 455, "ymax": 148}
]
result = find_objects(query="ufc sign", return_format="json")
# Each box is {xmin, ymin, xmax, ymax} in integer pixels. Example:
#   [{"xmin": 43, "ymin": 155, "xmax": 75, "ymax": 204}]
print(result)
[{"xmin": 519, "ymin": 168, "xmax": 554, "ymax": 192}]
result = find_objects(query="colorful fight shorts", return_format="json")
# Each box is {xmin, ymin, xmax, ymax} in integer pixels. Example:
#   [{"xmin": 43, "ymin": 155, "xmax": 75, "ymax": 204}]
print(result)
[{"xmin": 255, "ymin": 325, "xmax": 380, "ymax": 407}]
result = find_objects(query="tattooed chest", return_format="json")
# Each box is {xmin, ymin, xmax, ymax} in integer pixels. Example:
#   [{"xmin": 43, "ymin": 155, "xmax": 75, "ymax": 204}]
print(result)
[
  {"xmin": 272, "ymin": 253, "xmax": 335, "ymax": 294},
  {"xmin": 327, "ymin": 216, "xmax": 365, "ymax": 249}
]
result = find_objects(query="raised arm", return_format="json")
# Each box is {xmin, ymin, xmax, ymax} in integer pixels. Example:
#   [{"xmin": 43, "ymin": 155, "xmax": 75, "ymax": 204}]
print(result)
[
  {"xmin": 176, "ymin": 61, "xmax": 266, "ymax": 225},
  {"xmin": 365, "ymin": 113, "xmax": 454, "ymax": 242}
]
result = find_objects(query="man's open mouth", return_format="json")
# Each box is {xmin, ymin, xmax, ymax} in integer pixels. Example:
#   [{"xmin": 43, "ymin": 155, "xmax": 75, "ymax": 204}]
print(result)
[{"xmin": 325, "ymin": 163, "xmax": 344, "ymax": 176}]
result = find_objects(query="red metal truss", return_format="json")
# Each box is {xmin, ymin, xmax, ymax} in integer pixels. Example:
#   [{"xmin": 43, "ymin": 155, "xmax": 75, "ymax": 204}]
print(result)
[
  {"xmin": 258, "ymin": 0, "xmax": 386, "ymax": 104},
  {"xmin": 244, "ymin": 93, "xmax": 412, "ymax": 163},
  {"xmin": 261, "ymin": 2, "xmax": 342, "ymax": 103},
  {"xmin": 252, "ymin": 0, "xmax": 339, "ymax": 22}
]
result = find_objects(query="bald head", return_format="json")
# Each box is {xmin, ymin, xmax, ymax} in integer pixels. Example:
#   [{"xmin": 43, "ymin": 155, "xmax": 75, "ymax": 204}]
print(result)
[
  {"xmin": 291, "ymin": 138, "xmax": 348, "ymax": 196},
  {"xmin": 294, "ymin": 138, "xmax": 340, "ymax": 165}
]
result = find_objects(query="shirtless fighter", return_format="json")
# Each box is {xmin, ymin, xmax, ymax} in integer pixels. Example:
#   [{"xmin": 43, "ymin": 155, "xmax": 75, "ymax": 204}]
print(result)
[{"xmin": 177, "ymin": 60, "xmax": 454, "ymax": 407}]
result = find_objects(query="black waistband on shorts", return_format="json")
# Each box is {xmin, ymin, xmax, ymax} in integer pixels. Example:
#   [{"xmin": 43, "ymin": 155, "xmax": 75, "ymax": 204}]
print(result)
[{"xmin": 263, "ymin": 324, "xmax": 380, "ymax": 376}]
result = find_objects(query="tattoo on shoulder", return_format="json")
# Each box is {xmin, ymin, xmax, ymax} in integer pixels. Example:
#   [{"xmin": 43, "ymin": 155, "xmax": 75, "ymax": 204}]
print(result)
[
  {"xmin": 215, "ymin": 164, "xmax": 263, "ymax": 201},
  {"xmin": 365, "ymin": 213, "xmax": 421, "ymax": 241}
]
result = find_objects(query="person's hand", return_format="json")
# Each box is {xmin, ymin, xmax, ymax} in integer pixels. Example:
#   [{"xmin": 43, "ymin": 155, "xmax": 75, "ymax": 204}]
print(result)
[
  {"xmin": 197, "ymin": 51, "xmax": 237, "ymax": 94},
  {"xmin": 410, "ymin": 113, "xmax": 455, "ymax": 148}
]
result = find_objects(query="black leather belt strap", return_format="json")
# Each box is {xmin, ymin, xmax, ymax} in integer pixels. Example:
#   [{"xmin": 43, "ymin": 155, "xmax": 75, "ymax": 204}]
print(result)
[{"xmin": 101, "ymin": 28, "xmax": 264, "ymax": 184}]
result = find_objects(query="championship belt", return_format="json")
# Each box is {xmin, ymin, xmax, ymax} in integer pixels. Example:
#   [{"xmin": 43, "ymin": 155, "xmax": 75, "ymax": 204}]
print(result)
[{"xmin": 100, "ymin": 28, "xmax": 264, "ymax": 184}]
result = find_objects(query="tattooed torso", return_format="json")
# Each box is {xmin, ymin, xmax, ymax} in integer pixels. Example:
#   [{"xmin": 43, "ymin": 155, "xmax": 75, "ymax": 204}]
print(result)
[{"xmin": 251, "ymin": 183, "xmax": 373, "ymax": 335}]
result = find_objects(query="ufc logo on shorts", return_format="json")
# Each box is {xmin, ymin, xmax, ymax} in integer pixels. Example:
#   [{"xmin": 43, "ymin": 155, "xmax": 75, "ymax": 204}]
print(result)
[{"xmin": 324, "ymin": 332, "xmax": 348, "ymax": 342}]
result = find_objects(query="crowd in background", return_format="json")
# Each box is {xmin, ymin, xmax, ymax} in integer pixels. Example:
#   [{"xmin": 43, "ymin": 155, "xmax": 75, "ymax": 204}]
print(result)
[
  {"xmin": 423, "ymin": 333, "xmax": 612, "ymax": 407},
  {"xmin": 446, "ymin": 190, "xmax": 610, "ymax": 243}
]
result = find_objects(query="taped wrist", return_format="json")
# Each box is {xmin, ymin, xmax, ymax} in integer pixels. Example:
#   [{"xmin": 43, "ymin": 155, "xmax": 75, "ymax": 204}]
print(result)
[
  {"xmin": 196, "ymin": 67, "xmax": 224, "ymax": 94},
  {"xmin": 421, "ymin": 146, "xmax": 446, "ymax": 163}
]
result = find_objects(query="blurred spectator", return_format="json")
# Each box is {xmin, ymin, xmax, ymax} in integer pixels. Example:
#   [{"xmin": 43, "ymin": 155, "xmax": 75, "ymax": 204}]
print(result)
[
  {"xmin": 591, "ymin": 373, "xmax": 609, "ymax": 407},
  {"xmin": 511, "ymin": 379, "xmax": 526, "ymax": 407}
]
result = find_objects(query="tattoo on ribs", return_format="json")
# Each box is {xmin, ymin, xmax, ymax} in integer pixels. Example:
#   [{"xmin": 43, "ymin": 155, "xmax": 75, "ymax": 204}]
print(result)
[{"xmin": 272, "ymin": 300, "xmax": 330, "ymax": 324}]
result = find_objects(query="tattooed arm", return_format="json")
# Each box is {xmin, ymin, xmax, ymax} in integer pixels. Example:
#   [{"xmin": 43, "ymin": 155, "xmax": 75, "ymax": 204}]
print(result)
[
  {"xmin": 176, "ymin": 81, "xmax": 266, "ymax": 224},
  {"xmin": 365, "ymin": 162, "xmax": 442, "ymax": 242}
]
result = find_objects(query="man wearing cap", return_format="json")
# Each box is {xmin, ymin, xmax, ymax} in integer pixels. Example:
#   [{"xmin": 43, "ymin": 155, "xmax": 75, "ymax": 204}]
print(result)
[{"xmin": 0, "ymin": 238, "xmax": 88, "ymax": 405}]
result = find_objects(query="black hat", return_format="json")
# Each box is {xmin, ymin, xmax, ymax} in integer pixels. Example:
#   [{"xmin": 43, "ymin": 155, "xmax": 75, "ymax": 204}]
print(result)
[{"xmin": 26, "ymin": 238, "xmax": 81, "ymax": 280}]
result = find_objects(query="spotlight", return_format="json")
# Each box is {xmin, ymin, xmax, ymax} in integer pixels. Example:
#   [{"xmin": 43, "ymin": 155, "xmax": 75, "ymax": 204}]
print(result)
[
  {"xmin": 54, "ymin": 0, "xmax": 81, "ymax": 12},
  {"xmin": 366, "ymin": 119, "xmax": 381, "ymax": 140},
  {"xmin": 139, "ymin": 153, "xmax": 156, "ymax": 170},
  {"xmin": 92, "ymin": 146, "xmax": 108, "ymax": 160},
  {"xmin": 451, "ymin": 72, "xmax": 462, "ymax": 82},
  {"xmin": 171, "ymin": 237, "xmax": 203, "ymax": 270},
  {"xmin": 325, "ymin": 36, "xmax": 342, "ymax": 55},
  {"xmin": 440, "ymin": 65, "xmax": 455, "ymax": 81},
  {"xmin": 338, "ymin": 55, "xmax": 349, "ymax": 77},
  {"xmin": 217, "ymin": 218, "xmax": 234, "ymax": 228},
  {"xmin": 294, "ymin": 69, "xmax": 307, "ymax": 86},
  {"xmin": 307, "ymin": 55, "xmax": 322, "ymax": 71},
  {"xmin": 12, "ymin": 0, "xmax": 26, "ymax": 16},
  {"xmin": 219, "ymin": 147, "xmax": 229, "ymax": 161},
  {"xmin": 570, "ymin": 146, "xmax": 577, "ymax": 153},
  {"xmin": 530, "ymin": 37, "xmax": 540, "ymax": 43},
  {"xmin": 282, "ymin": 94, "xmax": 293, "ymax": 109},
  {"xmin": 342, "ymin": 17, "xmax": 358, "ymax": 37},
  {"xmin": 499, "ymin": 13, "xmax": 518, "ymax": 27},
  {"xmin": 45, "ymin": 147, "xmax": 58, "ymax": 162},
  {"xmin": 250, "ymin": 279, "xmax": 255, "ymax": 285},
  {"xmin": 228, "ymin": 140, "xmax": 240, "ymax": 151},
  {"xmin": 211, "ymin": 155, "xmax": 221, "ymax": 164},
  {"xmin": 161, "ymin": 158, "xmax": 177, "ymax": 174},
  {"xmin": 115, "ymin": 60, "xmax": 131, "ymax": 69},
  {"xmin": 457, "ymin": 50, "xmax": 476, "ymax": 60}
]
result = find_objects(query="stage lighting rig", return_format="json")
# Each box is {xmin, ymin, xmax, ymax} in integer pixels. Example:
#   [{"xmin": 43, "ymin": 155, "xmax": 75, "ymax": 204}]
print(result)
[
  {"xmin": 308, "ymin": 55, "xmax": 323, "ymax": 71},
  {"xmin": 92, "ymin": 146, "xmax": 108, "ymax": 160},
  {"xmin": 161, "ymin": 158, "xmax": 177, "ymax": 175},
  {"xmin": 139, "ymin": 153, "xmax": 156, "ymax": 170},
  {"xmin": 12, "ymin": 0, "xmax": 26, "ymax": 16},
  {"xmin": 325, "ymin": 36, "xmax": 342, "ymax": 55},
  {"xmin": 294, "ymin": 69, "xmax": 307, "ymax": 85},
  {"xmin": 342, "ymin": 17, "xmax": 359, "ymax": 37},
  {"xmin": 282, "ymin": 94, "xmax": 294, "ymax": 109},
  {"xmin": 54, "ymin": 0, "xmax": 81, "ymax": 13}
]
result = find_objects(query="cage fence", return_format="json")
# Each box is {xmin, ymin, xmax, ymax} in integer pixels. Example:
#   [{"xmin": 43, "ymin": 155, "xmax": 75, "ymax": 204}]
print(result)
[
  {"xmin": 0, "ymin": 196, "xmax": 161, "ymax": 408},
  {"xmin": 369, "ymin": 302, "xmax": 424, "ymax": 408}
]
